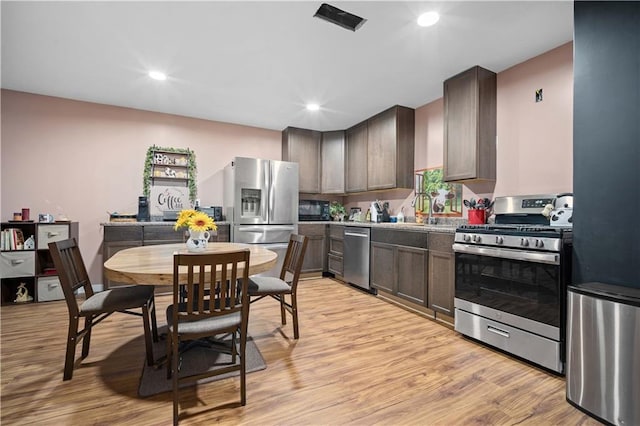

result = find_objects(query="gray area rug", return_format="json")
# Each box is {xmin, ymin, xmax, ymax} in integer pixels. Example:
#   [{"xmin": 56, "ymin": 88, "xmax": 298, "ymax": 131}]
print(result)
[{"xmin": 139, "ymin": 329, "xmax": 266, "ymax": 397}]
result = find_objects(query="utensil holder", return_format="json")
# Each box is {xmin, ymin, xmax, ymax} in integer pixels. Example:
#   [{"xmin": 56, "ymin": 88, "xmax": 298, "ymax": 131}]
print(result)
[{"xmin": 468, "ymin": 209, "xmax": 486, "ymax": 224}]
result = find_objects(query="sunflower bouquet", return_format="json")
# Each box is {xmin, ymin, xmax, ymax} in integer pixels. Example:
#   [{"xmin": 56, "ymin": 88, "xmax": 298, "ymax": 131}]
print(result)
[{"xmin": 174, "ymin": 209, "xmax": 217, "ymax": 232}]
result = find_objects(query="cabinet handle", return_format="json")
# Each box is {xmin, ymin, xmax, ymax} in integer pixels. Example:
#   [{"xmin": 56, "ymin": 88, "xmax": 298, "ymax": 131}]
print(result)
[
  {"xmin": 11, "ymin": 259, "xmax": 24, "ymax": 265},
  {"xmin": 47, "ymin": 232, "xmax": 60, "ymax": 238}
]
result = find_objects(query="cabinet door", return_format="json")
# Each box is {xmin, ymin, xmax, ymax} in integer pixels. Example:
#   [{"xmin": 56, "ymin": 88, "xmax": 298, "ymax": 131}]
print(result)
[
  {"xmin": 443, "ymin": 66, "xmax": 496, "ymax": 182},
  {"xmin": 428, "ymin": 233, "xmax": 455, "ymax": 315},
  {"xmin": 298, "ymin": 224, "xmax": 326, "ymax": 273},
  {"xmin": 367, "ymin": 108, "xmax": 397, "ymax": 190},
  {"xmin": 428, "ymin": 250, "xmax": 454, "ymax": 315},
  {"xmin": 396, "ymin": 246, "xmax": 428, "ymax": 305},
  {"xmin": 321, "ymin": 131, "xmax": 345, "ymax": 194},
  {"xmin": 345, "ymin": 122, "xmax": 368, "ymax": 193},
  {"xmin": 282, "ymin": 127, "xmax": 321, "ymax": 193},
  {"xmin": 370, "ymin": 242, "xmax": 395, "ymax": 293}
]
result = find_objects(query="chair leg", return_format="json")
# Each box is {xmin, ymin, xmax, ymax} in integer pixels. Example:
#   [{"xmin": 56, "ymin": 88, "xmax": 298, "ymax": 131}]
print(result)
[
  {"xmin": 150, "ymin": 294, "xmax": 159, "ymax": 342},
  {"xmin": 291, "ymin": 293, "xmax": 300, "ymax": 339},
  {"xmin": 142, "ymin": 304, "xmax": 154, "ymax": 366},
  {"xmin": 63, "ymin": 316, "xmax": 79, "ymax": 381},
  {"xmin": 172, "ymin": 330, "xmax": 180, "ymax": 425},
  {"xmin": 166, "ymin": 332, "xmax": 173, "ymax": 380},
  {"xmin": 81, "ymin": 317, "xmax": 92, "ymax": 359},
  {"xmin": 279, "ymin": 295, "xmax": 287, "ymax": 325},
  {"xmin": 240, "ymin": 328, "xmax": 247, "ymax": 406}
]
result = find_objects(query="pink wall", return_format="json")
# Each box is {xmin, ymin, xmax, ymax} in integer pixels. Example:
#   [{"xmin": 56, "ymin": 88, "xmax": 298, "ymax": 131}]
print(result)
[
  {"xmin": 495, "ymin": 42, "xmax": 573, "ymax": 196},
  {"xmin": 0, "ymin": 90, "xmax": 280, "ymax": 283},
  {"xmin": 1, "ymin": 42, "xmax": 574, "ymax": 282}
]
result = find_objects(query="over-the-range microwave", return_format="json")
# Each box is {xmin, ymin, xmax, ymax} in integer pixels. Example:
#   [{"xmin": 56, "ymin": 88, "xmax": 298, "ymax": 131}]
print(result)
[{"xmin": 298, "ymin": 200, "xmax": 330, "ymax": 221}]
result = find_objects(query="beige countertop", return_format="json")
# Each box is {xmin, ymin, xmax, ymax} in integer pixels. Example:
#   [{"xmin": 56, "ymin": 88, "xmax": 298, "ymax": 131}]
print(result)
[
  {"xmin": 299, "ymin": 221, "xmax": 459, "ymax": 233},
  {"xmin": 101, "ymin": 221, "xmax": 231, "ymax": 226},
  {"xmin": 102, "ymin": 221, "xmax": 459, "ymax": 233}
]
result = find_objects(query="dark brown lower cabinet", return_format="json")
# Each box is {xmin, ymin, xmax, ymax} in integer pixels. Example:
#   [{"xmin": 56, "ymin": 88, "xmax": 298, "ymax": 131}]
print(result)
[
  {"xmin": 298, "ymin": 224, "xmax": 326, "ymax": 274},
  {"xmin": 102, "ymin": 223, "xmax": 230, "ymax": 289},
  {"xmin": 428, "ymin": 233, "xmax": 455, "ymax": 320},
  {"xmin": 370, "ymin": 228, "xmax": 428, "ymax": 306},
  {"xmin": 327, "ymin": 224, "xmax": 344, "ymax": 277}
]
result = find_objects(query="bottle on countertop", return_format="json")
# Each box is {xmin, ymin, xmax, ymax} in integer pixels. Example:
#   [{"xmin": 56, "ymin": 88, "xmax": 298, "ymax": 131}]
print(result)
[
  {"xmin": 365, "ymin": 208, "xmax": 371, "ymax": 222},
  {"xmin": 397, "ymin": 207, "xmax": 405, "ymax": 223}
]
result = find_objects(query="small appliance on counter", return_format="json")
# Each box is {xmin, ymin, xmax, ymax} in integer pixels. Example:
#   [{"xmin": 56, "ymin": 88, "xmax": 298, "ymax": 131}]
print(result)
[
  {"xmin": 298, "ymin": 199, "xmax": 330, "ymax": 221},
  {"xmin": 197, "ymin": 206, "xmax": 223, "ymax": 222},
  {"xmin": 137, "ymin": 196, "xmax": 150, "ymax": 222},
  {"xmin": 370, "ymin": 201, "xmax": 390, "ymax": 222}
]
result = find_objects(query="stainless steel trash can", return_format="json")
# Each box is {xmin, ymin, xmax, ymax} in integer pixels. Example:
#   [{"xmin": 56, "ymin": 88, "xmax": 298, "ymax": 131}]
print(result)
[{"xmin": 567, "ymin": 282, "xmax": 640, "ymax": 425}]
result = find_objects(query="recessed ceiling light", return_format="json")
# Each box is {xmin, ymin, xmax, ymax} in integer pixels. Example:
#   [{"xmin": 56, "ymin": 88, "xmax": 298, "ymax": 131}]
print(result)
[
  {"xmin": 148, "ymin": 70, "xmax": 167, "ymax": 81},
  {"xmin": 306, "ymin": 103, "xmax": 320, "ymax": 111},
  {"xmin": 417, "ymin": 11, "xmax": 440, "ymax": 27}
]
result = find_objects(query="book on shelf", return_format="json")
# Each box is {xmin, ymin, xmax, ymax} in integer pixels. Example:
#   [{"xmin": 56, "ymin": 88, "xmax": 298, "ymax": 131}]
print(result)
[{"xmin": 1, "ymin": 228, "xmax": 25, "ymax": 250}]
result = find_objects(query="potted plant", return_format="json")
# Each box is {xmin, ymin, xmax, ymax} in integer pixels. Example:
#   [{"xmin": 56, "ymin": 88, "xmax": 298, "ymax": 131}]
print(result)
[{"xmin": 329, "ymin": 201, "xmax": 346, "ymax": 221}]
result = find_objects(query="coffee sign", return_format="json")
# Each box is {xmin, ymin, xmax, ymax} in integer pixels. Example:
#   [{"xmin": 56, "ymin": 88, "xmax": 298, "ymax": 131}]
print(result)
[{"xmin": 150, "ymin": 185, "xmax": 189, "ymax": 217}]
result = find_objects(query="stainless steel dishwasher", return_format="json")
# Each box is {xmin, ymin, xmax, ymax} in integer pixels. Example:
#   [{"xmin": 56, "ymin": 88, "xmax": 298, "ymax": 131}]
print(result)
[{"xmin": 343, "ymin": 227, "xmax": 371, "ymax": 291}]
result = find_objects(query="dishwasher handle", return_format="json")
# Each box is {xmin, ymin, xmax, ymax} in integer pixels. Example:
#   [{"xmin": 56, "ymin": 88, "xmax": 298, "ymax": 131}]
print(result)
[{"xmin": 345, "ymin": 231, "xmax": 369, "ymax": 238}]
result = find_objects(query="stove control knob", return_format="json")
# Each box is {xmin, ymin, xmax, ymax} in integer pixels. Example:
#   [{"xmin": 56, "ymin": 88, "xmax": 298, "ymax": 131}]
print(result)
[
  {"xmin": 520, "ymin": 238, "xmax": 529, "ymax": 247},
  {"xmin": 472, "ymin": 235, "xmax": 481, "ymax": 243},
  {"xmin": 535, "ymin": 239, "xmax": 544, "ymax": 248},
  {"xmin": 495, "ymin": 236, "xmax": 504, "ymax": 244},
  {"xmin": 463, "ymin": 234, "xmax": 471, "ymax": 242}
]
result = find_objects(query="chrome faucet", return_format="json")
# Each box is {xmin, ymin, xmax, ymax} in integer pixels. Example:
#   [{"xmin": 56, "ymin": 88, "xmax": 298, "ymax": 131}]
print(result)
[
  {"xmin": 423, "ymin": 193, "xmax": 437, "ymax": 225},
  {"xmin": 411, "ymin": 192, "xmax": 437, "ymax": 225}
]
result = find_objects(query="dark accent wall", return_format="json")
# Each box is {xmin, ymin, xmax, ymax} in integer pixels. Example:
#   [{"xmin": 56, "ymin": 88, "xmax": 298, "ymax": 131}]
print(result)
[{"xmin": 573, "ymin": 1, "xmax": 640, "ymax": 287}]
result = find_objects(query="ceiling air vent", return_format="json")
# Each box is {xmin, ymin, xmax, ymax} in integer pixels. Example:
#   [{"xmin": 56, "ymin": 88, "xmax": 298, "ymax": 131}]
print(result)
[{"xmin": 313, "ymin": 3, "xmax": 366, "ymax": 32}]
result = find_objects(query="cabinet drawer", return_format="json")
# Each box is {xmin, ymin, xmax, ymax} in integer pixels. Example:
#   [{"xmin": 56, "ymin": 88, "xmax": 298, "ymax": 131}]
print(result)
[
  {"xmin": 37, "ymin": 276, "xmax": 65, "ymax": 302},
  {"xmin": 329, "ymin": 237, "xmax": 343, "ymax": 255},
  {"xmin": 143, "ymin": 225, "xmax": 184, "ymax": 243},
  {"xmin": 37, "ymin": 225, "xmax": 69, "ymax": 249},
  {"xmin": 327, "ymin": 253, "xmax": 343, "ymax": 275},
  {"xmin": 298, "ymin": 223, "xmax": 326, "ymax": 237},
  {"xmin": 1, "ymin": 252, "xmax": 36, "ymax": 278},
  {"xmin": 329, "ymin": 225, "xmax": 344, "ymax": 239},
  {"xmin": 104, "ymin": 225, "xmax": 143, "ymax": 242},
  {"xmin": 428, "ymin": 232, "xmax": 454, "ymax": 252}
]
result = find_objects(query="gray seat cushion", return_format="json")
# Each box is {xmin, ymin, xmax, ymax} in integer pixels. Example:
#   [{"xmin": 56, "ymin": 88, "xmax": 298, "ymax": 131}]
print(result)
[
  {"xmin": 80, "ymin": 285, "xmax": 154, "ymax": 314},
  {"xmin": 166, "ymin": 303, "xmax": 241, "ymax": 335},
  {"xmin": 248, "ymin": 276, "xmax": 292, "ymax": 295}
]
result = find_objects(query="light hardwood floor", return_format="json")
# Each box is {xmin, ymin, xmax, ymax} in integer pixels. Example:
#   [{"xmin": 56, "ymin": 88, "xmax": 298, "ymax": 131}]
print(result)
[{"xmin": 1, "ymin": 278, "xmax": 600, "ymax": 425}]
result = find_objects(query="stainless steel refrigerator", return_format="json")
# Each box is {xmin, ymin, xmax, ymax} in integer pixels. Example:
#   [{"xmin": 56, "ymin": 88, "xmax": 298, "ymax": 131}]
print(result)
[{"xmin": 223, "ymin": 157, "xmax": 298, "ymax": 277}]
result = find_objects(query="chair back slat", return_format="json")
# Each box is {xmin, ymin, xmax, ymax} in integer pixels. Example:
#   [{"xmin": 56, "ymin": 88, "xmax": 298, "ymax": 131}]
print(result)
[{"xmin": 173, "ymin": 250, "xmax": 250, "ymax": 323}]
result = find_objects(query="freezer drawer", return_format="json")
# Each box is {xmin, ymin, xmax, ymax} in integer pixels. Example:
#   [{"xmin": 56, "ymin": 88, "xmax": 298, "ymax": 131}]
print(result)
[
  {"xmin": 455, "ymin": 307, "xmax": 563, "ymax": 373},
  {"xmin": 566, "ymin": 282, "xmax": 640, "ymax": 426}
]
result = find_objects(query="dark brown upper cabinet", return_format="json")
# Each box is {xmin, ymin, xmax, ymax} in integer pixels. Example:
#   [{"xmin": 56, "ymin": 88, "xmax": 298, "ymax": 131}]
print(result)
[
  {"xmin": 345, "ymin": 121, "xmax": 368, "ymax": 193},
  {"xmin": 282, "ymin": 127, "xmax": 322, "ymax": 193},
  {"xmin": 367, "ymin": 105, "xmax": 415, "ymax": 191},
  {"xmin": 443, "ymin": 66, "xmax": 496, "ymax": 183}
]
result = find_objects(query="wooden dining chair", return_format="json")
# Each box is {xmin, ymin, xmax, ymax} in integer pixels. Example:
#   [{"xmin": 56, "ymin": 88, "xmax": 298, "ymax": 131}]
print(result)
[
  {"xmin": 248, "ymin": 234, "xmax": 308, "ymax": 339},
  {"xmin": 48, "ymin": 238, "xmax": 158, "ymax": 381},
  {"xmin": 166, "ymin": 249, "xmax": 251, "ymax": 424}
]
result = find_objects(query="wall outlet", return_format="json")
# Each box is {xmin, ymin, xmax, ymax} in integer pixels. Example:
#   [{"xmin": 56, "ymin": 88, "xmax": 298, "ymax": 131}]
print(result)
[{"xmin": 535, "ymin": 88, "xmax": 543, "ymax": 102}]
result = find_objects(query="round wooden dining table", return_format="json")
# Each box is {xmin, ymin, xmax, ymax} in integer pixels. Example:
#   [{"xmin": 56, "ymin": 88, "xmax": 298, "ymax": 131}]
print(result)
[{"xmin": 103, "ymin": 243, "xmax": 278, "ymax": 286}]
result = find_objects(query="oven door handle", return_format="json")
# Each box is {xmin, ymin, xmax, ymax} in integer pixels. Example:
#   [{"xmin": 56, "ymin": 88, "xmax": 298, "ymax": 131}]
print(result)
[{"xmin": 452, "ymin": 243, "xmax": 560, "ymax": 265}]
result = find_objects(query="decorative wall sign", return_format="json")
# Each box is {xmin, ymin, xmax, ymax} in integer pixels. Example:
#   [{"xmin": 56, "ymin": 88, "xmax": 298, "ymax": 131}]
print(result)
[
  {"xmin": 415, "ymin": 167, "xmax": 463, "ymax": 217},
  {"xmin": 150, "ymin": 185, "xmax": 190, "ymax": 217}
]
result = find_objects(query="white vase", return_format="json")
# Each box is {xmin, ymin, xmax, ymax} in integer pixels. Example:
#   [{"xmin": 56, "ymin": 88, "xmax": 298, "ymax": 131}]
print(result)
[{"xmin": 185, "ymin": 229, "xmax": 210, "ymax": 252}]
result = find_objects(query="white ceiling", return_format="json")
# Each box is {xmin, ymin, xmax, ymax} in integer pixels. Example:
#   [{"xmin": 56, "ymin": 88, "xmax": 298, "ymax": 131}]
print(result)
[{"xmin": 1, "ymin": 1, "xmax": 574, "ymax": 132}]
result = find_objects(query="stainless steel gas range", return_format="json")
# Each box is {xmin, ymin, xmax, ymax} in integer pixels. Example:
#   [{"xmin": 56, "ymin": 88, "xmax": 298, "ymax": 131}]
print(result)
[{"xmin": 453, "ymin": 194, "xmax": 573, "ymax": 373}]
